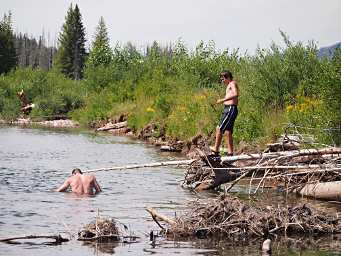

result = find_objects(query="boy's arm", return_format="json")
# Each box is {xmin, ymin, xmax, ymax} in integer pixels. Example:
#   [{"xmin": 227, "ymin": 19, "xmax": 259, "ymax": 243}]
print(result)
[
  {"xmin": 56, "ymin": 178, "xmax": 70, "ymax": 192},
  {"xmin": 94, "ymin": 177, "xmax": 102, "ymax": 194}
]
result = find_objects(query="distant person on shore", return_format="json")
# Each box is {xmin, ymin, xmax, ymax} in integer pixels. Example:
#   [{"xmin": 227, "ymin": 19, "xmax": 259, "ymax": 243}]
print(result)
[
  {"xmin": 210, "ymin": 70, "xmax": 239, "ymax": 156},
  {"xmin": 56, "ymin": 168, "xmax": 102, "ymax": 195}
]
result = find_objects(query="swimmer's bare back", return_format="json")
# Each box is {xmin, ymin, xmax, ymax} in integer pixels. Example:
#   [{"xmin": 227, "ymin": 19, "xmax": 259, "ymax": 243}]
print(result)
[{"xmin": 56, "ymin": 173, "xmax": 101, "ymax": 195}]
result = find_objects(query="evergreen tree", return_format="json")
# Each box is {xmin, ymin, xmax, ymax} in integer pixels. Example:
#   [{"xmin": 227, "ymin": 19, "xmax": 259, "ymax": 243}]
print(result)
[
  {"xmin": 55, "ymin": 4, "xmax": 86, "ymax": 79},
  {"xmin": 0, "ymin": 12, "xmax": 17, "ymax": 74},
  {"xmin": 87, "ymin": 16, "xmax": 112, "ymax": 68}
]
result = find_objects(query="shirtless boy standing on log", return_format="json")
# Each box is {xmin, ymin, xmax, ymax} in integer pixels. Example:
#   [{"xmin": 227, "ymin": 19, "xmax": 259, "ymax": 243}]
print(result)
[
  {"xmin": 210, "ymin": 70, "xmax": 239, "ymax": 156},
  {"xmin": 56, "ymin": 168, "xmax": 102, "ymax": 195}
]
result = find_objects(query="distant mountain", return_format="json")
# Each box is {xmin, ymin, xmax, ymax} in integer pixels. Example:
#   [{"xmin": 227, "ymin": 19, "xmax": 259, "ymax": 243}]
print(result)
[{"xmin": 318, "ymin": 42, "xmax": 341, "ymax": 59}]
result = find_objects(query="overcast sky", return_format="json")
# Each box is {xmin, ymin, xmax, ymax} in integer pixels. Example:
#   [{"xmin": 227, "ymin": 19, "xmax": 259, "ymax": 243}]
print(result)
[{"xmin": 2, "ymin": 0, "xmax": 340, "ymax": 53}]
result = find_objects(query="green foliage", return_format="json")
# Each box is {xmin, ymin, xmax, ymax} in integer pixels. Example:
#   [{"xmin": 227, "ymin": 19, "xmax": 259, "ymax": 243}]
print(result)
[
  {"xmin": 0, "ymin": 11, "xmax": 17, "ymax": 74},
  {"xmin": 0, "ymin": 68, "xmax": 84, "ymax": 120},
  {"xmin": 70, "ymin": 89, "xmax": 116, "ymax": 127},
  {"xmin": 1, "ymin": 33, "xmax": 340, "ymax": 146},
  {"xmin": 54, "ymin": 4, "xmax": 86, "ymax": 80},
  {"xmin": 86, "ymin": 17, "xmax": 112, "ymax": 69},
  {"xmin": 165, "ymin": 88, "xmax": 218, "ymax": 139}
]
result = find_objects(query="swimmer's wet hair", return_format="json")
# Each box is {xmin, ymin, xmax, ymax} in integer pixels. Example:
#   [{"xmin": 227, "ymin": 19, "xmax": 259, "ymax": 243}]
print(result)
[{"xmin": 72, "ymin": 168, "xmax": 83, "ymax": 175}]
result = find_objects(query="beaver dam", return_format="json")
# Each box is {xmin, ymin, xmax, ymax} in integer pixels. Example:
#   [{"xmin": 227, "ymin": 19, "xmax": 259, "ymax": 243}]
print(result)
[
  {"xmin": 146, "ymin": 146, "xmax": 341, "ymax": 240},
  {"xmin": 148, "ymin": 194, "xmax": 341, "ymax": 239},
  {"xmin": 184, "ymin": 147, "xmax": 341, "ymax": 198}
]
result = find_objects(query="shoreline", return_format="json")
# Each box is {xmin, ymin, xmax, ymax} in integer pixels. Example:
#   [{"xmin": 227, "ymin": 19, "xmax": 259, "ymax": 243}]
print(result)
[{"xmin": 0, "ymin": 117, "xmax": 212, "ymax": 157}]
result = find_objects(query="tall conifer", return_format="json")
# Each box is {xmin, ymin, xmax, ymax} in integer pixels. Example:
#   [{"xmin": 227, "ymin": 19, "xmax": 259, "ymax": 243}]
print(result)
[
  {"xmin": 87, "ymin": 16, "xmax": 112, "ymax": 68},
  {"xmin": 0, "ymin": 12, "xmax": 17, "ymax": 74},
  {"xmin": 55, "ymin": 4, "xmax": 86, "ymax": 79}
]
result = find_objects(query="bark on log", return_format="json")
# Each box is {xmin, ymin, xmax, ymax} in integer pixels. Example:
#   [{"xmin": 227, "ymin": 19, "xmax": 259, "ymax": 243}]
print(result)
[
  {"xmin": 146, "ymin": 207, "xmax": 176, "ymax": 226},
  {"xmin": 96, "ymin": 121, "xmax": 127, "ymax": 131}
]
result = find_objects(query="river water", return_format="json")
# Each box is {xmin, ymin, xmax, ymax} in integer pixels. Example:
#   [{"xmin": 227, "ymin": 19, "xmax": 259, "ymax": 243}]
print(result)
[{"xmin": 1, "ymin": 127, "xmax": 341, "ymax": 256}]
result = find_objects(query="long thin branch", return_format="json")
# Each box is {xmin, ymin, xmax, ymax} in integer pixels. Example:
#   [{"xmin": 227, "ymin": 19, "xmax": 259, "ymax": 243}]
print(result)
[
  {"xmin": 0, "ymin": 235, "xmax": 69, "ymax": 243},
  {"xmin": 85, "ymin": 159, "xmax": 196, "ymax": 173},
  {"xmin": 225, "ymin": 169, "xmax": 254, "ymax": 193}
]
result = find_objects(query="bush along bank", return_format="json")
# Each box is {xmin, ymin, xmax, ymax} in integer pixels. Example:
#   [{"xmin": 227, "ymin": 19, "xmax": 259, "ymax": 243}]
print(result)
[{"xmin": 1, "ymin": 38, "xmax": 340, "ymax": 148}]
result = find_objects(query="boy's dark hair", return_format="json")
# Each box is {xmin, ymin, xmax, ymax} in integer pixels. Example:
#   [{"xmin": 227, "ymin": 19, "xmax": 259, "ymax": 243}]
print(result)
[
  {"xmin": 220, "ymin": 70, "xmax": 233, "ymax": 80},
  {"xmin": 72, "ymin": 168, "xmax": 83, "ymax": 175}
]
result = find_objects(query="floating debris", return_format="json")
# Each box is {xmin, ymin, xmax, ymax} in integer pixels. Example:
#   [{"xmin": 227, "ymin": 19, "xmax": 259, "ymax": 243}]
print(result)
[{"xmin": 78, "ymin": 217, "xmax": 139, "ymax": 243}]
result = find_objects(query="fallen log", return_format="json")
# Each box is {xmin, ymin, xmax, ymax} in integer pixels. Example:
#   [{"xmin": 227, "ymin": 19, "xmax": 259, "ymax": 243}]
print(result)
[
  {"xmin": 221, "ymin": 147, "xmax": 341, "ymax": 164},
  {"xmin": 107, "ymin": 127, "xmax": 129, "ymax": 135},
  {"xmin": 206, "ymin": 164, "xmax": 341, "ymax": 171},
  {"xmin": 298, "ymin": 181, "xmax": 341, "ymax": 201},
  {"xmin": 96, "ymin": 121, "xmax": 127, "ymax": 131},
  {"xmin": 85, "ymin": 159, "xmax": 196, "ymax": 173},
  {"xmin": 160, "ymin": 145, "xmax": 182, "ymax": 152}
]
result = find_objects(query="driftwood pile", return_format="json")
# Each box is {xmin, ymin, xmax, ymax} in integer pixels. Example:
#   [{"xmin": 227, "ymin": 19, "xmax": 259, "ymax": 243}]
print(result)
[
  {"xmin": 78, "ymin": 218, "xmax": 120, "ymax": 242},
  {"xmin": 148, "ymin": 194, "xmax": 341, "ymax": 239},
  {"xmin": 183, "ymin": 147, "xmax": 341, "ymax": 195},
  {"xmin": 78, "ymin": 217, "xmax": 139, "ymax": 243}
]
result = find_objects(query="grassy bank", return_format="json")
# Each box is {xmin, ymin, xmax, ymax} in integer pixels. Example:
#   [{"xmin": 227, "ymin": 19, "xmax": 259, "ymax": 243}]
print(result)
[{"xmin": 1, "ymin": 38, "xmax": 340, "ymax": 147}]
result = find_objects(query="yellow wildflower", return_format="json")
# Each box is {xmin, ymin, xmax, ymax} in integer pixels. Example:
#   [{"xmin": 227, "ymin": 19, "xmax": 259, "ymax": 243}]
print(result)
[
  {"xmin": 146, "ymin": 107, "xmax": 155, "ymax": 113},
  {"xmin": 286, "ymin": 105, "xmax": 294, "ymax": 112}
]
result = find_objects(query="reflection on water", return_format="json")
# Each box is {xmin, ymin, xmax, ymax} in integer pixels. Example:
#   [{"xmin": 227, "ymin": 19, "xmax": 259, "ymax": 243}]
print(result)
[{"xmin": 0, "ymin": 127, "xmax": 340, "ymax": 256}]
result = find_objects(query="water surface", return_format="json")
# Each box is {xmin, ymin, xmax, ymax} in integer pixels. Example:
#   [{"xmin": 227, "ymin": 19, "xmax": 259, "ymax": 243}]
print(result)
[{"xmin": 0, "ymin": 127, "xmax": 340, "ymax": 256}]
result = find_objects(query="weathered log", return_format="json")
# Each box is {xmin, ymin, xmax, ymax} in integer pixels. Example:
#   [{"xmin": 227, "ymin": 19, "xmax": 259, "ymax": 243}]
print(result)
[
  {"xmin": 221, "ymin": 147, "xmax": 341, "ymax": 164},
  {"xmin": 96, "ymin": 121, "xmax": 127, "ymax": 131},
  {"xmin": 298, "ymin": 181, "xmax": 341, "ymax": 201},
  {"xmin": 0, "ymin": 234, "xmax": 69, "ymax": 244},
  {"xmin": 146, "ymin": 207, "xmax": 176, "ymax": 226},
  {"xmin": 107, "ymin": 127, "xmax": 129, "ymax": 135},
  {"xmin": 85, "ymin": 159, "xmax": 196, "ymax": 173},
  {"xmin": 205, "ymin": 164, "xmax": 341, "ymax": 171},
  {"xmin": 265, "ymin": 142, "xmax": 299, "ymax": 152},
  {"xmin": 160, "ymin": 145, "xmax": 181, "ymax": 152}
]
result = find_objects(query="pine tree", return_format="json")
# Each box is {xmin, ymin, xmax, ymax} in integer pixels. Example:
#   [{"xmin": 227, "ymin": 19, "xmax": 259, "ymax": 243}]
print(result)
[
  {"xmin": 54, "ymin": 4, "xmax": 86, "ymax": 79},
  {"xmin": 86, "ymin": 16, "xmax": 112, "ymax": 68},
  {"xmin": 0, "ymin": 12, "xmax": 17, "ymax": 74}
]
